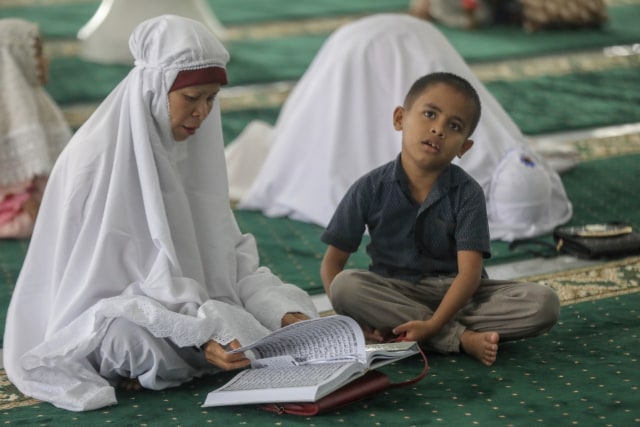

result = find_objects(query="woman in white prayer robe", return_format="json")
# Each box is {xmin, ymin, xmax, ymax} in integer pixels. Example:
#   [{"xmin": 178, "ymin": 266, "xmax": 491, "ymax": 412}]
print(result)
[
  {"xmin": 227, "ymin": 13, "xmax": 573, "ymax": 241},
  {"xmin": 3, "ymin": 15, "xmax": 318, "ymax": 412},
  {"xmin": 0, "ymin": 18, "xmax": 71, "ymax": 238}
]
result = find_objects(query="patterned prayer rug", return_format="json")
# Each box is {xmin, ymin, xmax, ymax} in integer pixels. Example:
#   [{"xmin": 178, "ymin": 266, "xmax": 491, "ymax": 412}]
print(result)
[
  {"xmin": 2, "ymin": 1, "xmax": 640, "ymax": 424},
  {"xmin": 2, "ymin": 255, "xmax": 639, "ymax": 415}
]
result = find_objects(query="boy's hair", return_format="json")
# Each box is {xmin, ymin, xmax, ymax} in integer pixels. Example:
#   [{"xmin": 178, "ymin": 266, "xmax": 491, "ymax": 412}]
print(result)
[{"xmin": 403, "ymin": 72, "xmax": 482, "ymax": 136}]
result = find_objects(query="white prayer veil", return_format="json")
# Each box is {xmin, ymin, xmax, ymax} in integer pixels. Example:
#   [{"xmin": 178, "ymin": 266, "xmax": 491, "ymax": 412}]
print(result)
[
  {"xmin": 488, "ymin": 147, "xmax": 561, "ymax": 240},
  {"xmin": 229, "ymin": 13, "xmax": 572, "ymax": 240},
  {"xmin": 0, "ymin": 18, "xmax": 71, "ymax": 187},
  {"xmin": 3, "ymin": 15, "xmax": 316, "ymax": 412}
]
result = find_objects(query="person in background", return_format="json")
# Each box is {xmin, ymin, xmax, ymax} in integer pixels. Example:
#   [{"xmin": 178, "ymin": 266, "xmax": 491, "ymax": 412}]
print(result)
[
  {"xmin": 3, "ymin": 15, "xmax": 318, "ymax": 412},
  {"xmin": 226, "ymin": 13, "xmax": 573, "ymax": 242},
  {"xmin": 409, "ymin": 1, "xmax": 606, "ymax": 32},
  {"xmin": 409, "ymin": 0, "xmax": 493, "ymax": 29},
  {"xmin": 0, "ymin": 18, "xmax": 71, "ymax": 238},
  {"xmin": 320, "ymin": 72, "xmax": 560, "ymax": 366}
]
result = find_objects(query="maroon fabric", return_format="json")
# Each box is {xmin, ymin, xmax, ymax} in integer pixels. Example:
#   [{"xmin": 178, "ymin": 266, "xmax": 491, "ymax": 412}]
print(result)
[
  {"xmin": 169, "ymin": 66, "xmax": 227, "ymax": 92},
  {"xmin": 258, "ymin": 347, "xmax": 429, "ymax": 416},
  {"xmin": 258, "ymin": 371, "xmax": 391, "ymax": 416}
]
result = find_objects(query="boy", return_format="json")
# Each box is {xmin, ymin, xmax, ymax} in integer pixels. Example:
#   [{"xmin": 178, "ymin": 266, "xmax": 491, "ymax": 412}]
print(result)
[{"xmin": 320, "ymin": 72, "xmax": 560, "ymax": 366}]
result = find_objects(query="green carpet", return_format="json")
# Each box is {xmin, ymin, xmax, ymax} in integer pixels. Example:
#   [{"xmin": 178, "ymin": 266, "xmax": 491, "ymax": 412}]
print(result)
[
  {"xmin": 1, "ymin": 151, "xmax": 638, "ymax": 306},
  {"xmin": 0, "ymin": 150, "xmax": 636, "ymax": 347},
  {"xmin": 4, "ymin": 149, "xmax": 635, "ymax": 308},
  {"xmin": 2, "ymin": 288, "xmax": 638, "ymax": 426},
  {"xmin": 4, "ymin": 1, "xmax": 639, "ymax": 136},
  {"xmin": 46, "ymin": 49, "xmax": 640, "ymax": 138},
  {"xmin": 2, "ymin": 1, "xmax": 639, "ymax": 62},
  {"xmin": 439, "ymin": 4, "xmax": 640, "ymax": 62},
  {"xmin": 560, "ymin": 154, "xmax": 640, "ymax": 226},
  {"xmin": 2, "ymin": 2, "xmax": 640, "ymax": 425},
  {"xmin": 487, "ymin": 66, "xmax": 640, "ymax": 135},
  {"xmin": 234, "ymin": 152, "xmax": 640, "ymax": 291},
  {"xmin": 0, "ymin": 0, "xmax": 408, "ymax": 38},
  {"xmin": 218, "ymin": 63, "xmax": 640, "ymax": 144},
  {"xmin": 0, "ymin": 239, "xmax": 28, "ymax": 350}
]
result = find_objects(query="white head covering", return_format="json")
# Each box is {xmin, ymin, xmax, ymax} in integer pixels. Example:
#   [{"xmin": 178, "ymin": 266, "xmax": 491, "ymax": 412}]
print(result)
[
  {"xmin": 229, "ymin": 13, "xmax": 572, "ymax": 240},
  {"xmin": 0, "ymin": 18, "xmax": 71, "ymax": 187},
  {"xmin": 3, "ymin": 15, "xmax": 316, "ymax": 411},
  {"xmin": 488, "ymin": 146, "xmax": 562, "ymax": 239}
]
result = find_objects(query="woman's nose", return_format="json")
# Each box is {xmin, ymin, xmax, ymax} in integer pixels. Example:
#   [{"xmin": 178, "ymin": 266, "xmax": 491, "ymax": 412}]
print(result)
[{"xmin": 193, "ymin": 101, "xmax": 208, "ymax": 119}]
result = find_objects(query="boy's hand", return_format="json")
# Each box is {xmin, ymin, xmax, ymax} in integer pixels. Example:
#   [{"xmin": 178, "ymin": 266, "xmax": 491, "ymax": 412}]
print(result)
[
  {"xmin": 202, "ymin": 339, "xmax": 250, "ymax": 371},
  {"xmin": 393, "ymin": 319, "xmax": 441, "ymax": 343}
]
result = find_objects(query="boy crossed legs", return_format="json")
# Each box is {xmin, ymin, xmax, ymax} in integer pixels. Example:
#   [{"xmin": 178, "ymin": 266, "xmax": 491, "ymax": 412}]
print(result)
[{"xmin": 330, "ymin": 269, "xmax": 559, "ymax": 365}]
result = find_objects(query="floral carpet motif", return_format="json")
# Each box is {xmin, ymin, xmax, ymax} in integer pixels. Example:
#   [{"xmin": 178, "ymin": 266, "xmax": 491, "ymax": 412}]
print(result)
[
  {"xmin": 0, "ymin": 373, "xmax": 39, "ymax": 410},
  {"xmin": 2, "ymin": 256, "xmax": 639, "ymax": 412},
  {"xmin": 525, "ymin": 256, "xmax": 640, "ymax": 305}
]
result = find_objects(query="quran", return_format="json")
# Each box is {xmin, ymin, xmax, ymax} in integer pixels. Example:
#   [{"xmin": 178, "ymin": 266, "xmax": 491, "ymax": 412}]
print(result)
[{"xmin": 202, "ymin": 315, "xmax": 420, "ymax": 407}]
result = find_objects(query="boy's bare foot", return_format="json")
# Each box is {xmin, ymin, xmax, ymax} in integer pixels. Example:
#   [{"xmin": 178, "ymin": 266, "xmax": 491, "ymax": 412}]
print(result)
[
  {"xmin": 117, "ymin": 377, "xmax": 142, "ymax": 391},
  {"xmin": 460, "ymin": 330, "xmax": 499, "ymax": 366}
]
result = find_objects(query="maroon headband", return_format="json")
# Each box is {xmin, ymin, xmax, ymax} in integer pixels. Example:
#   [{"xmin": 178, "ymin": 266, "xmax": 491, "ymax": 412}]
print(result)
[{"xmin": 169, "ymin": 66, "xmax": 228, "ymax": 92}]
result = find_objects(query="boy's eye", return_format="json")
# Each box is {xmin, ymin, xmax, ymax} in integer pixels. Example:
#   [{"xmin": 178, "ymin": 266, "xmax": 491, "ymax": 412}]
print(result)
[
  {"xmin": 449, "ymin": 122, "xmax": 462, "ymax": 132},
  {"xmin": 424, "ymin": 111, "xmax": 435, "ymax": 119}
]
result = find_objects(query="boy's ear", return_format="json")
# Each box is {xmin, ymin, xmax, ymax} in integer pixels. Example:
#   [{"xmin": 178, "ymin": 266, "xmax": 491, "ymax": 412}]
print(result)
[
  {"xmin": 457, "ymin": 139, "xmax": 474, "ymax": 158},
  {"xmin": 392, "ymin": 106, "xmax": 404, "ymax": 130}
]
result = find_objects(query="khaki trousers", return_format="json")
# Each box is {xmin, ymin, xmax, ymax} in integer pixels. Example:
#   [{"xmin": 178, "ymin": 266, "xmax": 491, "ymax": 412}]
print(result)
[{"xmin": 330, "ymin": 269, "xmax": 560, "ymax": 354}]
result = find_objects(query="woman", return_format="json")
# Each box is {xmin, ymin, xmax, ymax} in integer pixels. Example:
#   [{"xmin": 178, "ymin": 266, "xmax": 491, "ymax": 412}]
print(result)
[
  {"xmin": 227, "ymin": 13, "xmax": 573, "ymax": 241},
  {"xmin": 3, "ymin": 15, "xmax": 318, "ymax": 412},
  {"xmin": 0, "ymin": 18, "xmax": 71, "ymax": 238}
]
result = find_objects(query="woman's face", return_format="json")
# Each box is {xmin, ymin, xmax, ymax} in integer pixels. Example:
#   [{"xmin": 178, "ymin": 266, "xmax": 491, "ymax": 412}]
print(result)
[
  {"xmin": 168, "ymin": 83, "xmax": 221, "ymax": 141},
  {"xmin": 34, "ymin": 37, "xmax": 48, "ymax": 85}
]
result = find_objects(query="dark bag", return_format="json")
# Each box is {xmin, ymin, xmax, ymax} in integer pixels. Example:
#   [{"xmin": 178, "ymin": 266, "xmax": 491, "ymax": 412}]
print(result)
[
  {"xmin": 553, "ymin": 223, "xmax": 640, "ymax": 259},
  {"xmin": 509, "ymin": 223, "xmax": 640, "ymax": 260},
  {"xmin": 258, "ymin": 347, "xmax": 429, "ymax": 416}
]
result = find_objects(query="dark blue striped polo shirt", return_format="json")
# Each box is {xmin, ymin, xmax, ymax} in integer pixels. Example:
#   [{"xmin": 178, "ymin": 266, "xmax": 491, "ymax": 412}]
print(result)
[{"xmin": 322, "ymin": 154, "xmax": 491, "ymax": 282}]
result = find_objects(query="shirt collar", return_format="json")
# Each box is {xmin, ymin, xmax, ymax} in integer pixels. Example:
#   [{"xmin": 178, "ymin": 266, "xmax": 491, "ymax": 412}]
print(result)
[{"xmin": 391, "ymin": 153, "xmax": 469, "ymax": 192}]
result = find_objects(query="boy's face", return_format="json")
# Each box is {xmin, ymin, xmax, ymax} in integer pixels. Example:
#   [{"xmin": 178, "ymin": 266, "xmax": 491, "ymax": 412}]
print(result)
[{"xmin": 393, "ymin": 82, "xmax": 475, "ymax": 173}]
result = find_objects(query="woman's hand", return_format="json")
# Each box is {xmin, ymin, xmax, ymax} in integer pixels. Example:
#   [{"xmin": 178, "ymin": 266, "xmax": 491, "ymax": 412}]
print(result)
[
  {"xmin": 281, "ymin": 312, "xmax": 310, "ymax": 327},
  {"xmin": 362, "ymin": 326, "xmax": 389, "ymax": 344},
  {"xmin": 202, "ymin": 339, "xmax": 250, "ymax": 370}
]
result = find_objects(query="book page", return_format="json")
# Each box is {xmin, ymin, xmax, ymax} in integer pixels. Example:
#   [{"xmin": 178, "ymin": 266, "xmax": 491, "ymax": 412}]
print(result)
[
  {"xmin": 365, "ymin": 341, "xmax": 420, "ymax": 369},
  {"xmin": 215, "ymin": 362, "xmax": 354, "ymax": 392},
  {"xmin": 232, "ymin": 315, "xmax": 366, "ymax": 364},
  {"xmin": 202, "ymin": 319, "xmax": 421, "ymax": 407},
  {"xmin": 203, "ymin": 362, "xmax": 364, "ymax": 406}
]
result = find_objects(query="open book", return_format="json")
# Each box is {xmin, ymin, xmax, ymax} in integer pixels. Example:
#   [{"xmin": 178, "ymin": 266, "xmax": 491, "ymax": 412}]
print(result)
[{"xmin": 202, "ymin": 315, "xmax": 420, "ymax": 407}]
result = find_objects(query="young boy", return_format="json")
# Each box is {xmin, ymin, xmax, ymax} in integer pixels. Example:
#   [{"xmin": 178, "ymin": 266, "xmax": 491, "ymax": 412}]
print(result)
[{"xmin": 320, "ymin": 72, "xmax": 560, "ymax": 366}]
